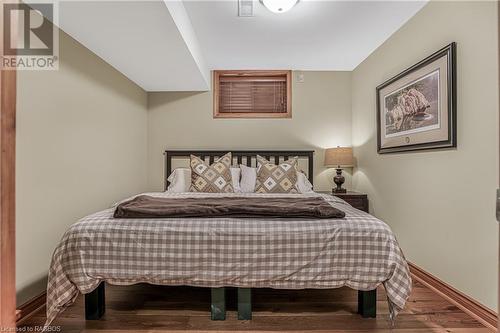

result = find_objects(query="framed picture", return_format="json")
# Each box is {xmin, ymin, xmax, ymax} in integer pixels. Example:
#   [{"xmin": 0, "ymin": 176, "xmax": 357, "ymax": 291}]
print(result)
[{"xmin": 376, "ymin": 43, "xmax": 456, "ymax": 154}]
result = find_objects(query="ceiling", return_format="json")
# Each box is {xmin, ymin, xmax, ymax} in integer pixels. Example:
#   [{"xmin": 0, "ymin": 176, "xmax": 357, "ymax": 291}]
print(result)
[
  {"xmin": 53, "ymin": 0, "xmax": 427, "ymax": 91},
  {"xmin": 184, "ymin": 0, "xmax": 427, "ymax": 71},
  {"xmin": 58, "ymin": 1, "xmax": 209, "ymax": 91}
]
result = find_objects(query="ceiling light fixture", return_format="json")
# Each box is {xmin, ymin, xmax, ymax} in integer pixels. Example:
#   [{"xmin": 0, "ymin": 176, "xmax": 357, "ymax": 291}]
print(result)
[{"xmin": 260, "ymin": 0, "xmax": 299, "ymax": 14}]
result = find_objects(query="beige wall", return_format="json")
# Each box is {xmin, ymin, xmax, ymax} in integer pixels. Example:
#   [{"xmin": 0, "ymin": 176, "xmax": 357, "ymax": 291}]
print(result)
[
  {"xmin": 16, "ymin": 30, "xmax": 148, "ymax": 304},
  {"xmin": 148, "ymin": 71, "xmax": 352, "ymax": 192},
  {"xmin": 352, "ymin": 1, "xmax": 498, "ymax": 311}
]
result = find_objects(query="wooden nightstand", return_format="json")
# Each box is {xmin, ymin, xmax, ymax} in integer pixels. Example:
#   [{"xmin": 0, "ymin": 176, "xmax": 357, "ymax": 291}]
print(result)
[{"xmin": 318, "ymin": 191, "xmax": 369, "ymax": 213}]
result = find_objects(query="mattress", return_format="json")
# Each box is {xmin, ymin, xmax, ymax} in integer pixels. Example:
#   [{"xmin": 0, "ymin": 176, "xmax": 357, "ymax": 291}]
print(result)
[{"xmin": 45, "ymin": 192, "xmax": 411, "ymax": 325}]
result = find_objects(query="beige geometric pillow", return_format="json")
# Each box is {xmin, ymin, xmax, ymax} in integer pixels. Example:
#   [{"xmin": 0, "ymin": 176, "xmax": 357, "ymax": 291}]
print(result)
[
  {"xmin": 255, "ymin": 155, "xmax": 298, "ymax": 193},
  {"xmin": 190, "ymin": 152, "xmax": 234, "ymax": 193}
]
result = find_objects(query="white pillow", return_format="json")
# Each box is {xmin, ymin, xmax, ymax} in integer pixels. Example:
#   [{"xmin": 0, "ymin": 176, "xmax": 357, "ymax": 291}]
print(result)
[
  {"xmin": 239, "ymin": 164, "xmax": 257, "ymax": 193},
  {"xmin": 239, "ymin": 165, "xmax": 313, "ymax": 193},
  {"xmin": 231, "ymin": 167, "xmax": 242, "ymax": 192},
  {"xmin": 296, "ymin": 171, "xmax": 314, "ymax": 193},
  {"xmin": 167, "ymin": 168, "xmax": 191, "ymax": 192},
  {"xmin": 167, "ymin": 167, "xmax": 241, "ymax": 192}
]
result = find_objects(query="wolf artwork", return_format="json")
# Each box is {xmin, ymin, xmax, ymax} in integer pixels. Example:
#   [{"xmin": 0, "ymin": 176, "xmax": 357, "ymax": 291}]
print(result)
[{"xmin": 384, "ymin": 70, "xmax": 440, "ymax": 138}]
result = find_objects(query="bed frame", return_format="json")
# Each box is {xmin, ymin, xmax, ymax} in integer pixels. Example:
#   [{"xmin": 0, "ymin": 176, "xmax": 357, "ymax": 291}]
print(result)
[
  {"xmin": 164, "ymin": 149, "xmax": 315, "ymax": 190},
  {"xmin": 85, "ymin": 149, "xmax": 376, "ymax": 321}
]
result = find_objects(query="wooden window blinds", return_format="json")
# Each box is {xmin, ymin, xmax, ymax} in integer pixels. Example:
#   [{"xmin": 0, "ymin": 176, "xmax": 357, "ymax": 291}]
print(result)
[{"xmin": 213, "ymin": 70, "xmax": 292, "ymax": 118}]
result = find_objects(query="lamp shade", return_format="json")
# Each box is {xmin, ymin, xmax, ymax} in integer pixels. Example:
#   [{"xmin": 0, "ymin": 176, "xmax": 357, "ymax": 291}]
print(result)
[{"xmin": 324, "ymin": 147, "xmax": 354, "ymax": 167}]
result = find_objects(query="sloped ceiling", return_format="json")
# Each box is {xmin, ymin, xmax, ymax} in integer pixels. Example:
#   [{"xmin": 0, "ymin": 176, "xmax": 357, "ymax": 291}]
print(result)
[
  {"xmin": 54, "ymin": 0, "xmax": 427, "ymax": 91},
  {"xmin": 58, "ymin": 1, "xmax": 210, "ymax": 91}
]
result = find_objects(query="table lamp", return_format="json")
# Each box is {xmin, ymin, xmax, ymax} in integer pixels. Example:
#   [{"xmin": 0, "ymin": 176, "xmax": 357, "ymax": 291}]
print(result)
[{"xmin": 324, "ymin": 146, "xmax": 354, "ymax": 193}]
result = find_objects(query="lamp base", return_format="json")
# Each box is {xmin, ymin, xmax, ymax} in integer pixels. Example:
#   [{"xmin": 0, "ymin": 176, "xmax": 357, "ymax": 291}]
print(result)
[{"xmin": 333, "ymin": 168, "xmax": 346, "ymax": 193}]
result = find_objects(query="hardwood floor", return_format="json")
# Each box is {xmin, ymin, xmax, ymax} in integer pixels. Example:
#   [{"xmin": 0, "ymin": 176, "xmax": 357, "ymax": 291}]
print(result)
[{"xmin": 19, "ymin": 280, "xmax": 492, "ymax": 332}]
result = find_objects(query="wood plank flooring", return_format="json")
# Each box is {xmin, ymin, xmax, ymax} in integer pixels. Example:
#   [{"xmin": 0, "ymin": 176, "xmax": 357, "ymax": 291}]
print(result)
[{"xmin": 19, "ymin": 280, "xmax": 492, "ymax": 332}]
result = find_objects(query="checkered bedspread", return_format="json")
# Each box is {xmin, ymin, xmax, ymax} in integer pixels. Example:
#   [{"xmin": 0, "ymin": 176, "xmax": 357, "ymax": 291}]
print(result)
[{"xmin": 45, "ymin": 192, "xmax": 411, "ymax": 325}]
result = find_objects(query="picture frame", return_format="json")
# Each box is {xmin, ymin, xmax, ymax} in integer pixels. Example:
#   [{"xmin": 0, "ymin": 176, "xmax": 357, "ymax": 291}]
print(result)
[{"xmin": 376, "ymin": 43, "xmax": 457, "ymax": 154}]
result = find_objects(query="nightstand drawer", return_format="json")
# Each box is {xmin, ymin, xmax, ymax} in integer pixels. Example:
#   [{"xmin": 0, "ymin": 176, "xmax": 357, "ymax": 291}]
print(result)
[
  {"xmin": 318, "ymin": 191, "xmax": 369, "ymax": 213},
  {"xmin": 344, "ymin": 198, "xmax": 365, "ymax": 210}
]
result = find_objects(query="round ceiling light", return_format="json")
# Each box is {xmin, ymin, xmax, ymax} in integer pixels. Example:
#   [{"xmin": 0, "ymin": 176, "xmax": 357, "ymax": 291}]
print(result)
[{"xmin": 261, "ymin": 0, "xmax": 299, "ymax": 13}]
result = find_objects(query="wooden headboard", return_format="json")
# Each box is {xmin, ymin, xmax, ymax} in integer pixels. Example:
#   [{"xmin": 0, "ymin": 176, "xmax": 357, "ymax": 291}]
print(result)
[{"xmin": 164, "ymin": 150, "xmax": 315, "ymax": 190}]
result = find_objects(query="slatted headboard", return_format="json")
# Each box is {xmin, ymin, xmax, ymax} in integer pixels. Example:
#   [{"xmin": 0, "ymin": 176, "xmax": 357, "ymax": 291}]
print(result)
[{"xmin": 164, "ymin": 150, "xmax": 315, "ymax": 190}]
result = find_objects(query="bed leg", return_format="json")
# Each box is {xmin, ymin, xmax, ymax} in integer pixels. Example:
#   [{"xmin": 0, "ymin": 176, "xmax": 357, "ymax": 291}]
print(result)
[
  {"xmin": 211, "ymin": 287, "xmax": 226, "ymax": 320},
  {"xmin": 237, "ymin": 288, "xmax": 252, "ymax": 320},
  {"xmin": 85, "ymin": 282, "xmax": 105, "ymax": 320},
  {"xmin": 358, "ymin": 289, "xmax": 376, "ymax": 318}
]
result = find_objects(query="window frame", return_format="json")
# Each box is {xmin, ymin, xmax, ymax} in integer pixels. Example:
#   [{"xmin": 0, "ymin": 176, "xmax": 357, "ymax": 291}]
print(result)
[{"xmin": 213, "ymin": 70, "xmax": 292, "ymax": 119}]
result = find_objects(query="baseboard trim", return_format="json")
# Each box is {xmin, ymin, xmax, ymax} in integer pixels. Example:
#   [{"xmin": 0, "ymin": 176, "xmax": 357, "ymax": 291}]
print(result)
[
  {"xmin": 16, "ymin": 292, "xmax": 46, "ymax": 325},
  {"xmin": 408, "ymin": 262, "xmax": 498, "ymax": 331}
]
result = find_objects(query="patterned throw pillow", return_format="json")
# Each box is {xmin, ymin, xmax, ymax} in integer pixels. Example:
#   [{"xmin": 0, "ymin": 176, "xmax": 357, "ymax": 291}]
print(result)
[
  {"xmin": 255, "ymin": 155, "xmax": 298, "ymax": 193},
  {"xmin": 190, "ymin": 153, "xmax": 234, "ymax": 193}
]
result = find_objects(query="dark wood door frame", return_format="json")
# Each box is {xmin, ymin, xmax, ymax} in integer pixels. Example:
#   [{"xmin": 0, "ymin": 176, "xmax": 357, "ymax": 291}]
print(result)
[{"xmin": 0, "ymin": 5, "xmax": 17, "ymax": 331}]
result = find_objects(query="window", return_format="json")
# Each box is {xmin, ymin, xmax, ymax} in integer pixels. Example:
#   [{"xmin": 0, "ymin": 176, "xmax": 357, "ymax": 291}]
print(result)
[{"xmin": 213, "ymin": 70, "xmax": 292, "ymax": 118}]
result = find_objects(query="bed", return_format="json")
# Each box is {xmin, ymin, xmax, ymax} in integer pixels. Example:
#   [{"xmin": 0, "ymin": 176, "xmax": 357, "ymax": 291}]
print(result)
[{"xmin": 45, "ymin": 150, "xmax": 411, "ymax": 326}]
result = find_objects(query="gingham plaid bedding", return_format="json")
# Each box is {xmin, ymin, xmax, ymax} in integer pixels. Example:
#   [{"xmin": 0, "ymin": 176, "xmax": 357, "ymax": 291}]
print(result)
[{"xmin": 45, "ymin": 192, "xmax": 411, "ymax": 325}]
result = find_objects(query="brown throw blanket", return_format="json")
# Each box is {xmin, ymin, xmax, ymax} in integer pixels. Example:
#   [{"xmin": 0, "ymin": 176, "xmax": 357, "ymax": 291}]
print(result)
[{"xmin": 114, "ymin": 195, "xmax": 345, "ymax": 219}]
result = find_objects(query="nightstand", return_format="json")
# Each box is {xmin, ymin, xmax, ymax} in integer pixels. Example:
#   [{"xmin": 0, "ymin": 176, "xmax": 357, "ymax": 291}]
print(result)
[{"xmin": 318, "ymin": 191, "xmax": 369, "ymax": 213}]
